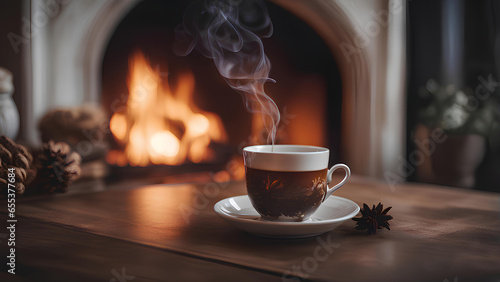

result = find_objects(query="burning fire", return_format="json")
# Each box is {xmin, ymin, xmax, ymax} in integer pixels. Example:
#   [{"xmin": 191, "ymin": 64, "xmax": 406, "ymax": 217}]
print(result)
[{"xmin": 108, "ymin": 51, "xmax": 227, "ymax": 166}]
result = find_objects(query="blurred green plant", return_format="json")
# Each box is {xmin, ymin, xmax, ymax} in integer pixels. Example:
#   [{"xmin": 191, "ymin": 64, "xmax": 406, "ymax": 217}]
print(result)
[{"xmin": 418, "ymin": 79, "xmax": 500, "ymax": 147}]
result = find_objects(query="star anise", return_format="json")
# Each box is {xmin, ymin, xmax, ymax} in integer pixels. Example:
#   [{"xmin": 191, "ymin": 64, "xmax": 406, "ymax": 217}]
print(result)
[{"xmin": 352, "ymin": 203, "xmax": 393, "ymax": 234}]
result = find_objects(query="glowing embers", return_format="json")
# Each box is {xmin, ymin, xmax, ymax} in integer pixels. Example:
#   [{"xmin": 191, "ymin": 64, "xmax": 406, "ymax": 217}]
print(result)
[{"xmin": 107, "ymin": 51, "xmax": 227, "ymax": 166}]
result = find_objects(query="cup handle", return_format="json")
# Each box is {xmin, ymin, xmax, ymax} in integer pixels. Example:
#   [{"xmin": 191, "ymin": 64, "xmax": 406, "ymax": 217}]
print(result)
[{"xmin": 324, "ymin": 164, "xmax": 351, "ymax": 201}]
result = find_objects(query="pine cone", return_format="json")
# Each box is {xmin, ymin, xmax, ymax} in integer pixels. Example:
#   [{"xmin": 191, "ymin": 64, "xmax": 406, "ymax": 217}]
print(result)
[
  {"xmin": 0, "ymin": 136, "xmax": 36, "ymax": 197},
  {"xmin": 38, "ymin": 105, "xmax": 106, "ymax": 143},
  {"xmin": 34, "ymin": 140, "xmax": 81, "ymax": 193},
  {"xmin": 37, "ymin": 105, "xmax": 108, "ymax": 162}
]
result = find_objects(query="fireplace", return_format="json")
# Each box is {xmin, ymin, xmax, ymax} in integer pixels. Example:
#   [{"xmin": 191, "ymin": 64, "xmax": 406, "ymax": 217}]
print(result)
[
  {"xmin": 100, "ymin": 0, "xmax": 341, "ymax": 173},
  {"xmin": 24, "ymin": 0, "xmax": 406, "ymax": 180}
]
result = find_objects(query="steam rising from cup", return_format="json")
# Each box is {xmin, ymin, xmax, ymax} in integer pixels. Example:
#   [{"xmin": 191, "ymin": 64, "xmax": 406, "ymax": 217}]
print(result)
[{"xmin": 174, "ymin": 0, "xmax": 280, "ymax": 145}]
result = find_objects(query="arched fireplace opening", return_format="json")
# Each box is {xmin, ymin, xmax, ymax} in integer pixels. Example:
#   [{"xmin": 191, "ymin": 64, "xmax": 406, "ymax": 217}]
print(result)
[{"xmin": 100, "ymin": 0, "xmax": 342, "ymax": 173}]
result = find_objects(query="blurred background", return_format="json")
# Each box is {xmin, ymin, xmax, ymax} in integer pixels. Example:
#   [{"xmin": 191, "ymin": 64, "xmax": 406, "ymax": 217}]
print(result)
[
  {"xmin": 0, "ymin": 0, "xmax": 498, "ymax": 192},
  {"xmin": 407, "ymin": 0, "xmax": 500, "ymax": 192}
]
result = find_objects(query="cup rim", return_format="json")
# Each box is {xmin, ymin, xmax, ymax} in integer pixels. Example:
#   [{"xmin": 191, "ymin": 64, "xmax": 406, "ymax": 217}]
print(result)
[{"xmin": 243, "ymin": 144, "xmax": 329, "ymax": 155}]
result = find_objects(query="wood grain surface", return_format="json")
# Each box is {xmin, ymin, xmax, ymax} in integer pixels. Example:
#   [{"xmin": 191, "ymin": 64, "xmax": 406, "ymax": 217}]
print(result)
[
  {"xmin": 0, "ymin": 216, "xmax": 281, "ymax": 282},
  {"xmin": 1, "ymin": 175, "xmax": 500, "ymax": 281}
]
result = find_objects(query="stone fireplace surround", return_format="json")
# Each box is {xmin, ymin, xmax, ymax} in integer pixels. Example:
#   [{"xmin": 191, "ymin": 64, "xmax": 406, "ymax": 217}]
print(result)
[{"xmin": 25, "ymin": 0, "xmax": 405, "ymax": 179}]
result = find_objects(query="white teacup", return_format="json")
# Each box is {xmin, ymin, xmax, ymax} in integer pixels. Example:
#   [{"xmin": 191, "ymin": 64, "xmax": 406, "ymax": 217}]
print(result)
[{"xmin": 243, "ymin": 145, "xmax": 350, "ymax": 221}]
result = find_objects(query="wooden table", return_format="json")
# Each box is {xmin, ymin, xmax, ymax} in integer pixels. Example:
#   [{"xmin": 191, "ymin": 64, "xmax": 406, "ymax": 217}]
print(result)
[{"xmin": 1, "ymin": 175, "xmax": 500, "ymax": 281}]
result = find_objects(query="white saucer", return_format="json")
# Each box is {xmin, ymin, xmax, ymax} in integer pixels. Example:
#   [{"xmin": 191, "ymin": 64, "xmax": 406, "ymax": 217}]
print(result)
[{"xmin": 214, "ymin": 195, "xmax": 360, "ymax": 238}]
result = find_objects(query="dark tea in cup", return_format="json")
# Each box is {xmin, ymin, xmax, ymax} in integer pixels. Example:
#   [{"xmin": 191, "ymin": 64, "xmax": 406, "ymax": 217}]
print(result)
[{"xmin": 243, "ymin": 145, "xmax": 350, "ymax": 221}]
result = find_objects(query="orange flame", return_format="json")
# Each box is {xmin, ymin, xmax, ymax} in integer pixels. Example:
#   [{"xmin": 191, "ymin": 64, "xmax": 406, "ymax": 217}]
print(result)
[{"xmin": 108, "ymin": 51, "xmax": 227, "ymax": 166}]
